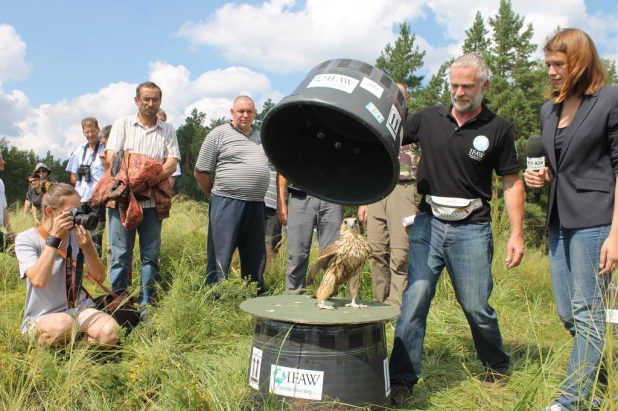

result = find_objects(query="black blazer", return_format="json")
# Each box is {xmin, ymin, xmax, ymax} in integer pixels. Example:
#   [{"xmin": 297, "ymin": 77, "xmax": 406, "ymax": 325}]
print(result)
[{"xmin": 540, "ymin": 85, "xmax": 618, "ymax": 229}]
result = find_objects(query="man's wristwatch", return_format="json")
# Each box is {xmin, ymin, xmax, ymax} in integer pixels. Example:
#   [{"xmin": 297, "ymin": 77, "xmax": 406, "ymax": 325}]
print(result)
[{"xmin": 45, "ymin": 236, "xmax": 62, "ymax": 249}]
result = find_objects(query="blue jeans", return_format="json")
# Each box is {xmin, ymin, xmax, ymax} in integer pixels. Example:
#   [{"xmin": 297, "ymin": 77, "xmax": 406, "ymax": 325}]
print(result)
[
  {"xmin": 548, "ymin": 223, "xmax": 612, "ymax": 410},
  {"xmin": 108, "ymin": 206, "xmax": 162, "ymax": 306},
  {"xmin": 390, "ymin": 212, "xmax": 510, "ymax": 388},
  {"xmin": 205, "ymin": 194, "xmax": 266, "ymax": 292}
]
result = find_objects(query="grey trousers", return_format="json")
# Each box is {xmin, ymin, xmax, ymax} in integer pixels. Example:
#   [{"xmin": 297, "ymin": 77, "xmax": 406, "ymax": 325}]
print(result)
[{"xmin": 285, "ymin": 192, "xmax": 343, "ymax": 291}]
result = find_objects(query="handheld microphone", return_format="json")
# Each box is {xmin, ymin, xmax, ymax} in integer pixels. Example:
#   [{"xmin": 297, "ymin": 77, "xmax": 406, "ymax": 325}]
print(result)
[{"xmin": 526, "ymin": 135, "xmax": 545, "ymax": 202}]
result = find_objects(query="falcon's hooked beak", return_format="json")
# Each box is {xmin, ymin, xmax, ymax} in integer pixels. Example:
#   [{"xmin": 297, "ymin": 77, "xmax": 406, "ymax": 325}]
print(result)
[{"xmin": 344, "ymin": 219, "xmax": 357, "ymax": 228}]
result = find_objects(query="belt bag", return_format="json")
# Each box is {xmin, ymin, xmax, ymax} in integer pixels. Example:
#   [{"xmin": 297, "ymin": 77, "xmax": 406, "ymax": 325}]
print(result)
[{"xmin": 426, "ymin": 195, "xmax": 483, "ymax": 221}]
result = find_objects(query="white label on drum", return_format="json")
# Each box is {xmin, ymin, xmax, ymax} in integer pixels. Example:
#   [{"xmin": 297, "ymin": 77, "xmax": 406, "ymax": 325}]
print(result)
[
  {"xmin": 366, "ymin": 102, "xmax": 385, "ymax": 124},
  {"xmin": 386, "ymin": 104, "xmax": 402, "ymax": 140},
  {"xmin": 249, "ymin": 347, "xmax": 263, "ymax": 390},
  {"xmin": 269, "ymin": 364, "xmax": 324, "ymax": 400},
  {"xmin": 360, "ymin": 77, "xmax": 384, "ymax": 99},
  {"xmin": 307, "ymin": 74, "xmax": 359, "ymax": 94},
  {"xmin": 384, "ymin": 358, "xmax": 391, "ymax": 397}
]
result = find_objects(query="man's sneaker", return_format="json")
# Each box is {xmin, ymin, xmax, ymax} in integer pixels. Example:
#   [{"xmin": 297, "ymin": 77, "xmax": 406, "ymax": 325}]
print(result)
[
  {"xmin": 391, "ymin": 386, "xmax": 412, "ymax": 407},
  {"xmin": 481, "ymin": 370, "xmax": 508, "ymax": 388},
  {"xmin": 544, "ymin": 404, "xmax": 567, "ymax": 411}
]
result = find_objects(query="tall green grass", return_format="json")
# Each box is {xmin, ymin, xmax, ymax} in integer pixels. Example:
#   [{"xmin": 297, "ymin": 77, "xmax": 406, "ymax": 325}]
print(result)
[{"xmin": 0, "ymin": 198, "xmax": 616, "ymax": 410}]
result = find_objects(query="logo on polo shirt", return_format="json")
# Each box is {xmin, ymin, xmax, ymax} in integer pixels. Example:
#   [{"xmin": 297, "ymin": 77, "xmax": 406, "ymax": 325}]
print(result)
[{"xmin": 469, "ymin": 135, "xmax": 489, "ymax": 161}]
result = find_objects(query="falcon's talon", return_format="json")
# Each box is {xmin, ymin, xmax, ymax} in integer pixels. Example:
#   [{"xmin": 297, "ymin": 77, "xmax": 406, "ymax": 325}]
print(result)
[
  {"xmin": 345, "ymin": 302, "xmax": 367, "ymax": 309},
  {"xmin": 317, "ymin": 301, "xmax": 336, "ymax": 310}
]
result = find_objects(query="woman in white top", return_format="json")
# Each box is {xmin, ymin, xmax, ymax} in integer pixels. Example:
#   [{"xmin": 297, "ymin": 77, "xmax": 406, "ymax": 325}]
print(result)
[{"xmin": 15, "ymin": 182, "xmax": 118, "ymax": 347}]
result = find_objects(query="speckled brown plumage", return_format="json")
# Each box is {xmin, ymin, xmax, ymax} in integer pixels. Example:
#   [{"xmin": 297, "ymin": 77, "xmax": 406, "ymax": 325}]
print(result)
[{"xmin": 307, "ymin": 218, "xmax": 371, "ymax": 310}]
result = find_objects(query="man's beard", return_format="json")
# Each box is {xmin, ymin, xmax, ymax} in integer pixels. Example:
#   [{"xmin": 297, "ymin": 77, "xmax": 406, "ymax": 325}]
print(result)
[{"xmin": 451, "ymin": 91, "xmax": 483, "ymax": 113}]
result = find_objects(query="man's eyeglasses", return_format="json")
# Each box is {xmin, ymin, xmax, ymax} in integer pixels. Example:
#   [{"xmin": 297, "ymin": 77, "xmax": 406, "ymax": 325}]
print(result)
[
  {"xmin": 36, "ymin": 169, "xmax": 49, "ymax": 174},
  {"xmin": 140, "ymin": 98, "xmax": 161, "ymax": 105}
]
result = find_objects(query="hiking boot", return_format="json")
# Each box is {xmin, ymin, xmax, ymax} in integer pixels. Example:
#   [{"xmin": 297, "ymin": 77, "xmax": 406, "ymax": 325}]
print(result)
[
  {"xmin": 391, "ymin": 386, "xmax": 412, "ymax": 407},
  {"xmin": 481, "ymin": 370, "xmax": 508, "ymax": 388}
]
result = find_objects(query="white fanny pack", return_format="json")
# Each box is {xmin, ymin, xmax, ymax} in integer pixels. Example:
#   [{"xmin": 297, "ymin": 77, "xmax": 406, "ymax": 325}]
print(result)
[{"xmin": 425, "ymin": 195, "xmax": 483, "ymax": 221}]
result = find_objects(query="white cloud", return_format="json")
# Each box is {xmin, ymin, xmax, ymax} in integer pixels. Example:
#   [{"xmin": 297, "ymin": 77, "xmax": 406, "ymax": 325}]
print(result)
[
  {"xmin": 176, "ymin": 0, "xmax": 428, "ymax": 74},
  {"xmin": 176, "ymin": 0, "xmax": 618, "ymax": 79},
  {"xmin": 0, "ymin": 24, "xmax": 32, "ymax": 84},
  {"xmin": 2, "ymin": 62, "xmax": 283, "ymax": 158}
]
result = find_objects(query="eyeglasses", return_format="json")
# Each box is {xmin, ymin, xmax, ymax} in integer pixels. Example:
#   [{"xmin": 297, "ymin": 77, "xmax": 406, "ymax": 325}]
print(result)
[
  {"xmin": 36, "ymin": 169, "xmax": 49, "ymax": 174},
  {"xmin": 139, "ymin": 97, "xmax": 161, "ymax": 105}
]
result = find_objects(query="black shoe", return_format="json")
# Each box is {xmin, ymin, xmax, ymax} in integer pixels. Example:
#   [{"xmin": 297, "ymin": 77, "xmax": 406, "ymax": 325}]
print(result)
[
  {"xmin": 481, "ymin": 370, "xmax": 509, "ymax": 388},
  {"xmin": 391, "ymin": 385, "xmax": 412, "ymax": 407}
]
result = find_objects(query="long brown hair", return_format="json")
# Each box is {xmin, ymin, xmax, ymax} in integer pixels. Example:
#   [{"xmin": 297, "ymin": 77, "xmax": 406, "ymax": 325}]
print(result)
[{"xmin": 543, "ymin": 28, "xmax": 606, "ymax": 103}]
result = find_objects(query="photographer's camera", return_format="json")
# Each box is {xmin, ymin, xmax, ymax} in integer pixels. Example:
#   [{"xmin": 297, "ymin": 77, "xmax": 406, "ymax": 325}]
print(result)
[{"xmin": 68, "ymin": 207, "xmax": 99, "ymax": 231}]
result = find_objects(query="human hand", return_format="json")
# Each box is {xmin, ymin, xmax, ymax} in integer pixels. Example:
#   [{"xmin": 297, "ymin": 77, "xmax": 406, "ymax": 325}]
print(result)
[
  {"xmin": 358, "ymin": 205, "xmax": 368, "ymax": 223},
  {"xmin": 505, "ymin": 234, "xmax": 524, "ymax": 269},
  {"xmin": 599, "ymin": 232, "xmax": 618, "ymax": 275},
  {"xmin": 49, "ymin": 210, "xmax": 75, "ymax": 241},
  {"xmin": 74, "ymin": 224, "xmax": 94, "ymax": 250},
  {"xmin": 146, "ymin": 175, "xmax": 161, "ymax": 187},
  {"xmin": 523, "ymin": 167, "xmax": 549, "ymax": 189},
  {"xmin": 276, "ymin": 203, "xmax": 288, "ymax": 226}
]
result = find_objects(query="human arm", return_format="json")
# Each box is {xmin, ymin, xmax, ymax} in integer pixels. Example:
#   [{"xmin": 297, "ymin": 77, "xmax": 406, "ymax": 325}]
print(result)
[
  {"xmin": 146, "ymin": 157, "xmax": 178, "ymax": 187},
  {"xmin": 599, "ymin": 173, "xmax": 618, "ymax": 275},
  {"xmin": 22, "ymin": 211, "xmax": 75, "ymax": 288},
  {"xmin": 3, "ymin": 207, "xmax": 14, "ymax": 238},
  {"xmin": 276, "ymin": 173, "xmax": 288, "ymax": 226},
  {"xmin": 69, "ymin": 173, "xmax": 77, "ymax": 186},
  {"xmin": 194, "ymin": 171, "xmax": 214, "ymax": 197},
  {"xmin": 502, "ymin": 173, "xmax": 525, "ymax": 269},
  {"xmin": 23, "ymin": 199, "xmax": 30, "ymax": 214},
  {"xmin": 31, "ymin": 205, "xmax": 39, "ymax": 225},
  {"xmin": 358, "ymin": 205, "xmax": 368, "ymax": 223}
]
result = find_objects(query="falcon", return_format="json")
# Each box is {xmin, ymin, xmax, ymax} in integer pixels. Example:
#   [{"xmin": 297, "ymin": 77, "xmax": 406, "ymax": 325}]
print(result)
[{"xmin": 307, "ymin": 217, "xmax": 371, "ymax": 310}]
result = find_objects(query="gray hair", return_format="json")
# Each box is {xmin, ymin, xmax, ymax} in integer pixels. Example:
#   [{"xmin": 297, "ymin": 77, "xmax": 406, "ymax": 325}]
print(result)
[
  {"xmin": 451, "ymin": 53, "xmax": 490, "ymax": 83},
  {"xmin": 99, "ymin": 125, "xmax": 112, "ymax": 139}
]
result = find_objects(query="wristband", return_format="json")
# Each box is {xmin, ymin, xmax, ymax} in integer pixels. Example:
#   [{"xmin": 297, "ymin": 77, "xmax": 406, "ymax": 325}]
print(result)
[{"xmin": 45, "ymin": 236, "xmax": 62, "ymax": 249}]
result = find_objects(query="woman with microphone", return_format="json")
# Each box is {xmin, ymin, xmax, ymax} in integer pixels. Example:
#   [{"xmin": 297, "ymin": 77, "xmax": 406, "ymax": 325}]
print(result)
[{"xmin": 524, "ymin": 28, "xmax": 618, "ymax": 410}]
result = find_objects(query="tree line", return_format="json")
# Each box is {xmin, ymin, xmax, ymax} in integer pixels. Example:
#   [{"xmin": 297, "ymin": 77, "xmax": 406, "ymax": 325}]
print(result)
[{"xmin": 2, "ymin": 0, "xmax": 616, "ymax": 247}]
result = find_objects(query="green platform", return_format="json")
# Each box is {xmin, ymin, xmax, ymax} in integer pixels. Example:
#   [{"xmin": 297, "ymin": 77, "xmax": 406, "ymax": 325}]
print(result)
[{"xmin": 240, "ymin": 294, "xmax": 399, "ymax": 325}]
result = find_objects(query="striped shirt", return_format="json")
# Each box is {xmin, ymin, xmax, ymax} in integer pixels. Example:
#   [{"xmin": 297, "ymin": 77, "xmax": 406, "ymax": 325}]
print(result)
[
  {"xmin": 106, "ymin": 114, "xmax": 181, "ymax": 208},
  {"xmin": 195, "ymin": 123, "xmax": 269, "ymax": 202},
  {"xmin": 264, "ymin": 164, "xmax": 277, "ymax": 209}
]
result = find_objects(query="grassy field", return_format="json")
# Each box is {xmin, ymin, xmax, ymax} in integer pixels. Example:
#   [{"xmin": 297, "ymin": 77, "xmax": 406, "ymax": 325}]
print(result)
[{"xmin": 0, "ymin": 197, "xmax": 616, "ymax": 410}]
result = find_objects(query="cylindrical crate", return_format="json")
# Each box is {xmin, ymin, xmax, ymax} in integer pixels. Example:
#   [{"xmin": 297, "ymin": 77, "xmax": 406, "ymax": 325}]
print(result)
[{"xmin": 247, "ymin": 318, "xmax": 390, "ymax": 408}]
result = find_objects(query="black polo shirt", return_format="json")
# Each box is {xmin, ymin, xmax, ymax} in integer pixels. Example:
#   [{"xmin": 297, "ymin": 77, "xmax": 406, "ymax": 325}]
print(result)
[{"xmin": 402, "ymin": 104, "xmax": 519, "ymax": 222}]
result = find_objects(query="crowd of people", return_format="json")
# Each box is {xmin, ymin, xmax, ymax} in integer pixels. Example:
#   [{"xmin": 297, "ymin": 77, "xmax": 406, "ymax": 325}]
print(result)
[{"xmin": 0, "ymin": 27, "xmax": 615, "ymax": 410}]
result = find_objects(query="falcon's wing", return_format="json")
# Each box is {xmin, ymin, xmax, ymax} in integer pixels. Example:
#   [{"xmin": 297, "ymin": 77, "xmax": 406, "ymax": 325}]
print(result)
[{"xmin": 307, "ymin": 239, "xmax": 341, "ymax": 285}]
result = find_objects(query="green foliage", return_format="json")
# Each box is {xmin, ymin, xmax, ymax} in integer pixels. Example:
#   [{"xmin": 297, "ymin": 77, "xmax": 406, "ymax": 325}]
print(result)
[
  {"xmin": 604, "ymin": 58, "xmax": 618, "ymax": 86},
  {"xmin": 1, "ymin": 199, "xmax": 616, "ymax": 410},
  {"xmin": 255, "ymin": 98, "xmax": 275, "ymax": 130},
  {"xmin": 375, "ymin": 22, "xmax": 425, "ymax": 92},
  {"xmin": 462, "ymin": 11, "xmax": 491, "ymax": 56}
]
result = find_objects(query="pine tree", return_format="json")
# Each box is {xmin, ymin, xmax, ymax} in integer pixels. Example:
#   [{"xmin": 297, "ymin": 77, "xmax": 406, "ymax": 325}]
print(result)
[
  {"xmin": 375, "ymin": 22, "xmax": 425, "ymax": 92},
  {"xmin": 462, "ymin": 12, "xmax": 490, "ymax": 57}
]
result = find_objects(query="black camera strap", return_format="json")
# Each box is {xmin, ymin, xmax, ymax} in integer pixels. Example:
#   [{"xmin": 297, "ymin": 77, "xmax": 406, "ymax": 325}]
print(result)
[
  {"xmin": 81, "ymin": 142, "xmax": 100, "ymax": 166},
  {"xmin": 64, "ymin": 237, "xmax": 85, "ymax": 309}
]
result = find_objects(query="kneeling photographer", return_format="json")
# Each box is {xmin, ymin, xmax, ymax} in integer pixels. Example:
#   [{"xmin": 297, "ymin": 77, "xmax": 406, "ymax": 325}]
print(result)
[
  {"xmin": 66, "ymin": 117, "xmax": 106, "ymax": 257},
  {"xmin": 14, "ymin": 182, "xmax": 118, "ymax": 347}
]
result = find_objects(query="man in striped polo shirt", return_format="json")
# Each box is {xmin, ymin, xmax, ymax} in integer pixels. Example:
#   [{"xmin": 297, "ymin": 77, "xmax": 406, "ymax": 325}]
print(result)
[
  {"xmin": 105, "ymin": 81, "xmax": 181, "ymax": 310},
  {"xmin": 194, "ymin": 96, "xmax": 269, "ymax": 294}
]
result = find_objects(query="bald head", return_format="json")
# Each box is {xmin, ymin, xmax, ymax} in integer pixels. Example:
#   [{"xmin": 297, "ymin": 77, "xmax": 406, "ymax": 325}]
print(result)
[
  {"xmin": 396, "ymin": 83, "xmax": 410, "ymax": 103},
  {"xmin": 157, "ymin": 108, "xmax": 167, "ymax": 122},
  {"xmin": 230, "ymin": 95, "xmax": 256, "ymax": 135}
]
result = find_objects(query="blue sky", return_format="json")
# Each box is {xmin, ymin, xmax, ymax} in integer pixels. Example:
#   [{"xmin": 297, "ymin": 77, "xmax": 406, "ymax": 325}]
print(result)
[{"xmin": 1, "ymin": 0, "xmax": 617, "ymax": 159}]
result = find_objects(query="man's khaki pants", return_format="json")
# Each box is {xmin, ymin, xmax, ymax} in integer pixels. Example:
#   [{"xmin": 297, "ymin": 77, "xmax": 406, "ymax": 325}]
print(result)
[{"xmin": 367, "ymin": 181, "xmax": 417, "ymax": 306}]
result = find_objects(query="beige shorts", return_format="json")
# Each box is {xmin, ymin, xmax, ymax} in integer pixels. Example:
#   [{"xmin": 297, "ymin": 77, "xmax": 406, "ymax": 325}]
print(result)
[{"xmin": 24, "ymin": 307, "xmax": 106, "ymax": 336}]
